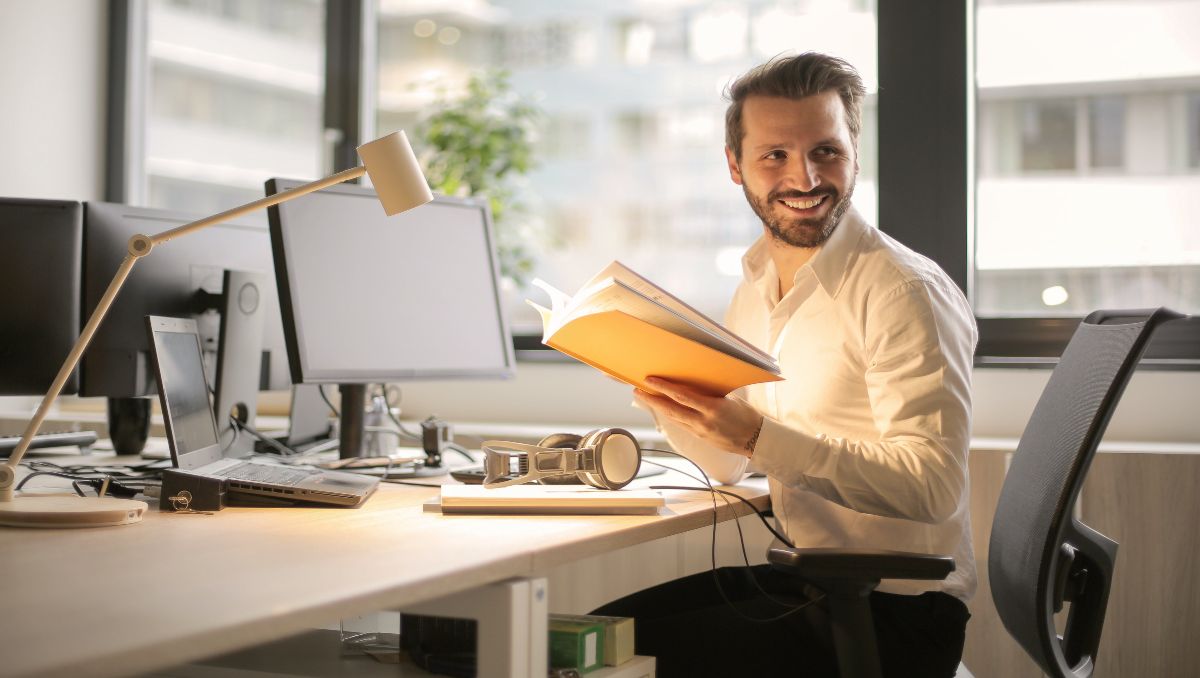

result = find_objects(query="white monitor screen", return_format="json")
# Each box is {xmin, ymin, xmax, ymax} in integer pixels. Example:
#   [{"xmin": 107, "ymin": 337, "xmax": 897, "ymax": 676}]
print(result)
[{"xmin": 268, "ymin": 181, "xmax": 514, "ymax": 383}]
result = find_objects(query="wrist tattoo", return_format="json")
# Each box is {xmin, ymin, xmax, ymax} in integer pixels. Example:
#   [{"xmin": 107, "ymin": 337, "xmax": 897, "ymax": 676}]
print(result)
[{"xmin": 744, "ymin": 421, "xmax": 762, "ymax": 455}]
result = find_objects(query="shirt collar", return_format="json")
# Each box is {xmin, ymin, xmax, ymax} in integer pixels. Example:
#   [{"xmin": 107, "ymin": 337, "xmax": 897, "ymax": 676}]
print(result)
[{"xmin": 741, "ymin": 206, "xmax": 869, "ymax": 300}]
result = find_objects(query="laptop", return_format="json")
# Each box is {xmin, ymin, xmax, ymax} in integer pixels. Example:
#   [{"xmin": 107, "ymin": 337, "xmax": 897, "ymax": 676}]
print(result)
[{"xmin": 146, "ymin": 316, "xmax": 378, "ymax": 507}]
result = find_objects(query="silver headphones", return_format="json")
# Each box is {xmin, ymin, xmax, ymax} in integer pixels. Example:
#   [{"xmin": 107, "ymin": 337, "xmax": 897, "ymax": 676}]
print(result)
[{"xmin": 480, "ymin": 428, "xmax": 642, "ymax": 490}]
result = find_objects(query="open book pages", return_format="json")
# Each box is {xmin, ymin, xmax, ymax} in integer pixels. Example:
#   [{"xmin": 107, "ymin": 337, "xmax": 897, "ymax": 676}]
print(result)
[
  {"xmin": 536, "ymin": 261, "xmax": 777, "ymax": 368},
  {"xmin": 527, "ymin": 261, "xmax": 782, "ymax": 396}
]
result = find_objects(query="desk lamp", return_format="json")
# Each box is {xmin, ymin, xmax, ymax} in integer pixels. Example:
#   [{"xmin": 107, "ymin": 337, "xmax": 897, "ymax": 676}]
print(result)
[{"xmin": 0, "ymin": 131, "xmax": 432, "ymax": 528}]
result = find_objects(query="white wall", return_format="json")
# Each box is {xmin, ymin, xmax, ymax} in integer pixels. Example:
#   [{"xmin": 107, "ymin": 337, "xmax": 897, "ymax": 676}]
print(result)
[
  {"xmin": 2, "ymin": 4, "xmax": 1196, "ymax": 446},
  {"xmin": 0, "ymin": 1, "xmax": 108, "ymax": 200}
]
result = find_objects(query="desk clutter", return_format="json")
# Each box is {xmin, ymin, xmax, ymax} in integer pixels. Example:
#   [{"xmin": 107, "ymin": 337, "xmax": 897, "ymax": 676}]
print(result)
[{"xmin": 401, "ymin": 612, "xmax": 639, "ymax": 676}]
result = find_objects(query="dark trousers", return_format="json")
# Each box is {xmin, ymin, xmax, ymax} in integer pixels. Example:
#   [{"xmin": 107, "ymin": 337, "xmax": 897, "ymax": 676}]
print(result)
[{"xmin": 591, "ymin": 565, "xmax": 969, "ymax": 678}]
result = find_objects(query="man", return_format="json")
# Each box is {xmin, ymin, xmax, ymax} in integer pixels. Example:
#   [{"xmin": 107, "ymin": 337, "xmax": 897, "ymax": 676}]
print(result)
[{"xmin": 593, "ymin": 53, "xmax": 977, "ymax": 677}]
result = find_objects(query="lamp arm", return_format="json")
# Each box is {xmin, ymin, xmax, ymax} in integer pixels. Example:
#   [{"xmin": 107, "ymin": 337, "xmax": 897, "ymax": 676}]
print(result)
[
  {"xmin": 0, "ymin": 165, "xmax": 370, "ymax": 501},
  {"xmin": 150, "ymin": 166, "xmax": 366, "ymax": 247},
  {"xmin": 0, "ymin": 249, "xmax": 143, "ymax": 500}
]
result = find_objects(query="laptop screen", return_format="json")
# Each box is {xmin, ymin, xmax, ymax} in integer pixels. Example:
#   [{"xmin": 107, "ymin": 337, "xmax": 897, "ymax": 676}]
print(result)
[{"xmin": 147, "ymin": 317, "xmax": 222, "ymax": 467}]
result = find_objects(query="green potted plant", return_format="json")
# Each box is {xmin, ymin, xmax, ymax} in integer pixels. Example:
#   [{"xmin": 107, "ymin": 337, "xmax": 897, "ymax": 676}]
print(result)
[{"xmin": 415, "ymin": 70, "xmax": 542, "ymax": 287}]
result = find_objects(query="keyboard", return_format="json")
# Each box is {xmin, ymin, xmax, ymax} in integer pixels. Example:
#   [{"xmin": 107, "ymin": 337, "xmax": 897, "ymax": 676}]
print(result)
[
  {"xmin": 0, "ymin": 430, "xmax": 99, "ymax": 457},
  {"xmin": 211, "ymin": 461, "xmax": 317, "ymax": 487}
]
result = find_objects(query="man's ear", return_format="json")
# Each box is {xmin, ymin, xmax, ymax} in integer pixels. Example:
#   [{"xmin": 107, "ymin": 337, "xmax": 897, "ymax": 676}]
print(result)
[{"xmin": 725, "ymin": 146, "xmax": 743, "ymax": 186}]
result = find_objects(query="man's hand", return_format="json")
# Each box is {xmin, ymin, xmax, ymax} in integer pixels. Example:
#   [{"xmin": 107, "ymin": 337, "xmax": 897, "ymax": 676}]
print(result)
[{"xmin": 635, "ymin": 377, "xmax": 764, "ymax": 458}]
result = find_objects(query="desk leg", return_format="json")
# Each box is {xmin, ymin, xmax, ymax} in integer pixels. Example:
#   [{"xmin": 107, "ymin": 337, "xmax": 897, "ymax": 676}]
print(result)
[{"xmin": 403, "ymin": 577, "xmax": 548, "ymax": 678}]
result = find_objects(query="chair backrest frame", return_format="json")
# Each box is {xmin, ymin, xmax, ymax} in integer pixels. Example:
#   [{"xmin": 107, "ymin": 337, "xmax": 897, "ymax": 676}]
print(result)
[{"xmin": 987, "ymin": 308, "xmax": 1184, "ymax": 678}]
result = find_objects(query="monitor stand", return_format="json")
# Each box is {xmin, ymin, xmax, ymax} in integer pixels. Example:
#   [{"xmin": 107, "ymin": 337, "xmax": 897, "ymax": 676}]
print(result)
[
  {"xmin": 336, "ymin": 384, "xmax": 447, "ymax": 476},
  {"xmin": 213, "ymin": 270, "xmax": 268, "ymax": 457}
]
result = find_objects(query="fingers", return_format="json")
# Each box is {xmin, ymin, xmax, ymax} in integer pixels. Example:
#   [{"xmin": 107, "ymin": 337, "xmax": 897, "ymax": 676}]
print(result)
[
  {"xmin": 635, "ymin": 388, "xmax": 693, "ymax": 420},
  {"xmin": 644, "ymin": 377, "xmax": 720, "ymax": 415}
]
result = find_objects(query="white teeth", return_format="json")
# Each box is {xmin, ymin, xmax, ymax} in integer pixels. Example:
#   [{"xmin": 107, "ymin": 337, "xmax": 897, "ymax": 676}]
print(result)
[{"xmin": 782, "ymin": 196, "xmax": 823, "ymax": 210}]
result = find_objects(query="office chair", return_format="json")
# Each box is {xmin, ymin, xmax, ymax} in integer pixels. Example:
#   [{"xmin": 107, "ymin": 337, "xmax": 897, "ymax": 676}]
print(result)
[{"xmin": 766, "ymin": 307, "xmax": 1184, "ymax": 678}]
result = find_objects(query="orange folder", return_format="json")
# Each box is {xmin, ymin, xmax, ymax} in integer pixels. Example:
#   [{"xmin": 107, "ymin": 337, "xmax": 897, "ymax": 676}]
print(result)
[{"xmin": 544, "ymin": 309, "xmax": 782, "ymax": 397}]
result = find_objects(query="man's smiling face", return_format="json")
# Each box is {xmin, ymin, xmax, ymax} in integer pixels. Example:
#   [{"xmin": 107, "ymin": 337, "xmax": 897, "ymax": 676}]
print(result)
[{"xmin": 726, "ymin": 91, "xmax": 859, "ymax": 248}]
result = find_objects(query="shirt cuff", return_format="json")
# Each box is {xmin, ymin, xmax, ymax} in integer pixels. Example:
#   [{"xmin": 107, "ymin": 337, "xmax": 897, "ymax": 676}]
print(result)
[{"xmin": 749, "ymin": 416, "xmax": 822, "ymax": 485}]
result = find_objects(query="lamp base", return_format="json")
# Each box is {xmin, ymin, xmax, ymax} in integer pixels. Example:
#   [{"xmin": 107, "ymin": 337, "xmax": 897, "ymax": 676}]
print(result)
[{"xmin": 0, "ymin": 495, "xmax": 147, "ymax": 528}]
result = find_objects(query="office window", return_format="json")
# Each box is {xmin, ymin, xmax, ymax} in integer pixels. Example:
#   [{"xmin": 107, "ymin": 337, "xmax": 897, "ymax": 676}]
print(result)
[
  {"xmin": 140, "ymin": 0, "xmax": 326, "ymax": 220},
  {"xmin": 375, "ymin": 1, "xmax": 877, "ymax": 331},
  {"xmin": 1019, "ymin": 98, "xmax": 1076, "ymax": 172},
  {"xmin": 1087, "ymin": 95, "xmax": 1125, "ymax": 170},
  {"xmin": 974, "ymin": 0, "xmax": 1200, "ymax": 317}
]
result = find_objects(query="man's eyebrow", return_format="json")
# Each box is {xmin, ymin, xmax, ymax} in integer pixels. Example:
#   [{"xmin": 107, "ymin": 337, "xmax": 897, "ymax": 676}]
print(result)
[
  {"xmin": 812, "ymin": 137, "xmax": 846, "ymax": 148},
  {"xmin": 748, "ymin": 137, "xmax": 847, "ymax": 153},
  {"xmin": 748, "ymin": 141, "xmax": 794, "ymax": 153}
]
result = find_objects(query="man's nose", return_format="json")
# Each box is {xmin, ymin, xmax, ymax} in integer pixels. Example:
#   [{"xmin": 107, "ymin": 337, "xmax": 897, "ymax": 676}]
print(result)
[{"xmin": 783, "ymin": 157, "xmax": 820, "ymax": 192}]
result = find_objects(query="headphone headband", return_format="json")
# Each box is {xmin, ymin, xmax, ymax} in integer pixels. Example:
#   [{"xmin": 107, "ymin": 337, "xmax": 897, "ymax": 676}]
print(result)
[{"xmin": 480, "ymin": 428, "xmax": 642, "ymax": 490}]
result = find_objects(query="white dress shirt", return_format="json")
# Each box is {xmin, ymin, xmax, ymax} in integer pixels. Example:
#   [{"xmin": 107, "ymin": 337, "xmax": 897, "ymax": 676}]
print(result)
[{"xmin": 658, "ymin": 207, "xmax": 978, "ymax": 601}]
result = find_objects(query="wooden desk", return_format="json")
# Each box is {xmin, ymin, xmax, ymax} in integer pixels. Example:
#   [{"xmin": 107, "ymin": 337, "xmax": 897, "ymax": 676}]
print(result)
[{"xmin": 0, "ymin": 460, "xmax": 769, "ymax": 678}]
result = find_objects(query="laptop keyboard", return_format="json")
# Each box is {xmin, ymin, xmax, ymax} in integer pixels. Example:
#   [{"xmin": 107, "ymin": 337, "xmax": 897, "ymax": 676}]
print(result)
[{"xmin": 212, "ymin": 462, "xmax": 316, "ymax": 487}]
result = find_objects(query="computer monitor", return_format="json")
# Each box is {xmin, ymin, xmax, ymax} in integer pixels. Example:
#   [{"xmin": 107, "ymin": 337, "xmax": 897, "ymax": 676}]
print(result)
[
  {"xmin": 266, "ymin": 179, "xmax": 515, "ymax": 460},
  {"xmin": 80, "ymin": 201, "xmax": 293, "ymax": 452},
  {"xmin": 0, "ymin": 198, "xmax": 83, "ymax": 396}
]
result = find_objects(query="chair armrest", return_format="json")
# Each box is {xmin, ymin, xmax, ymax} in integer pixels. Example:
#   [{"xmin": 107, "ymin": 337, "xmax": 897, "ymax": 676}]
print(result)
[{"xmin": 768, "ymin": 542, "xmax": 955, "ymax": 582}]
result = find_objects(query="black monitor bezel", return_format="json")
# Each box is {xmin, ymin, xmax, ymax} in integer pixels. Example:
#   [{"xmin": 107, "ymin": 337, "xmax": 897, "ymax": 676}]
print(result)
[
  {"xmin": 0, "ymin": 197, "xmax": 83, "ymax": 396},
  {"xmin": 79, "ymin": 200, "xmax": 292, "ymax": 398}
]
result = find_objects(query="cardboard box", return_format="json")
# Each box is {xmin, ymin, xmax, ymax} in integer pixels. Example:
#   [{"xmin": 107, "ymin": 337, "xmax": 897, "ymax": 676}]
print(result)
[
  {"xmin": 549, "ymin": 618, "xmax": 605, "ymax": 674},
  {"xmin": 550, "ymin": 614, "xmax": 634, "ymax": 667}
]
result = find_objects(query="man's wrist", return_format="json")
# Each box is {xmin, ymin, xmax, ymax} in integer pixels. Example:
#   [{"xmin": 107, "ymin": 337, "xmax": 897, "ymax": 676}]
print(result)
[{"xmin": 743, "ymin": 417, "xmax": 763, "ymax": 459}]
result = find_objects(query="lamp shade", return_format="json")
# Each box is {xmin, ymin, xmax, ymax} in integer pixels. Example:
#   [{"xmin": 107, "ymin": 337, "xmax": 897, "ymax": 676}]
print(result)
[{"xmin": 357, "ymin": 131, "xmax": 434, "ymax": 216}]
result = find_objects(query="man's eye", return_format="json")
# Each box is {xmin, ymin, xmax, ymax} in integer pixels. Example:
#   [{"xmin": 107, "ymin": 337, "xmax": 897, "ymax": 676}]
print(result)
[
  {"xmin": 763, "ymin": 150, "xmax": 786, "ymax": 161},
  {"xmin": 814, "ymin": 146, "xmax": 840, "ymax": 158}
]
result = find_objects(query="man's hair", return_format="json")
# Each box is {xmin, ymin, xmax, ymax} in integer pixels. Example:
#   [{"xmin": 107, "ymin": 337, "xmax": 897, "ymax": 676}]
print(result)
[{"xmin": 724, "ymin": 52, "xmax": 866, "ymax": 161}]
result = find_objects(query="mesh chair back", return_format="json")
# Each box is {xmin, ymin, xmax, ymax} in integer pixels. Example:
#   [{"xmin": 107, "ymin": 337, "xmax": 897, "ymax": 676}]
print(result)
[{"xmin": 988, "ymin": 308, "xmax": 1181, "ymax": 678}]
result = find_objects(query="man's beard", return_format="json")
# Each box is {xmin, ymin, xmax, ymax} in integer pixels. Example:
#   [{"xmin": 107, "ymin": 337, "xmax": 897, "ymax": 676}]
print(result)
[{"xmin": 743, "ymin": 180, "xmax": 855, "ymax": 248}]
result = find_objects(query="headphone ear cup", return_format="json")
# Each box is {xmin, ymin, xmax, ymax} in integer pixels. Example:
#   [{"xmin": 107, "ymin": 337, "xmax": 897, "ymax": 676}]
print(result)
[
  {"xmin": 579, "ymin": 428, "xmax": 641, "ymax": 490},
  {"xmin": 538, "ymin": 432, "xmax": 583, "ymax": 449},
  {"xmin": 577, "ymin": 429, "xmax": 610, "ymax": 489}
]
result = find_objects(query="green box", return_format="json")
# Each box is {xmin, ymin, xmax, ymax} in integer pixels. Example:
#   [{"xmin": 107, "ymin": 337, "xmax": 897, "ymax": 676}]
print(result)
[
  {"xmin": 550, "ymin": 613, "xmax": 635, "ymax": 666},
  {"xmin": 548, "ymin": 618, "xmax": 605, "ymax": 674}
]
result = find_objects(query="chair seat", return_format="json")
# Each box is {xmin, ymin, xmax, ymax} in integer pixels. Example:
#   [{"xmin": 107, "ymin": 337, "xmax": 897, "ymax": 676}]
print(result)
[{"xmin": 767, "ymin": 543, "xmax": 956, "ymax": 582}]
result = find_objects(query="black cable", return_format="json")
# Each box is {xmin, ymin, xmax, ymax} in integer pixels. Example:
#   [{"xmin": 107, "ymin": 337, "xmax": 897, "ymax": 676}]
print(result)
[
  {"xmin": 442, "ymin": 441, "xmax": 477, "ymax": 463},
  {"xmin": 648, "ymin": 481, "xmax": 794, "ymax": 548},
  {"xmin": 641, "ymin": 448, "xmax": 792, "ymax": 546},
  {"xmin": 22, "ymin": 459, "xmax": 165, "ymax": 479},
  {"xmin": 16, "ymin": 471, "xmax": 91, "ymax": 494},
  {"xmin": 206, "ymin": 384, "xmax": 246, "ymax": 455},
  {"xmin": 15, "ymin": 468, "xmax": 157, "ymax": 499},
  {"xmin": 382, "ymin": 479, "xmax": 444, "ymax": 487},
  {"xmin": 220, "ymin": 417, "xmax": 243, "ymax": 454},
  {"xmin": 379, "ymin": 384, "xmax": 423, "ymax": 442},
  {"xmin": 642, "ymin": 456, "xmax": 792, "ymax": 613},
  {"xmin": 231, "ymin": 416, "xmax": 300, "ymax": 457},
  {"xmin": 640, "ymin": 448, "xmax": 820, "ymax": 622},
  {"xmin": 318, "ymin": 384, "xmax": 340, "ymax": 417},
  {"xmin": 379, "ymin": 384, "xmax": 475, "ymax": 464}
]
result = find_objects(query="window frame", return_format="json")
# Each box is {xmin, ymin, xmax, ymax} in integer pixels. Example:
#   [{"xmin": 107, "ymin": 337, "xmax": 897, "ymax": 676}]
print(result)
[
  {"xmin": 878, "ymin": 0, "xmax": 1198, "ymax": 369},
  {"xmin": 109, "ymin": 0, "xmax": 1199, "ymax": 368}
]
